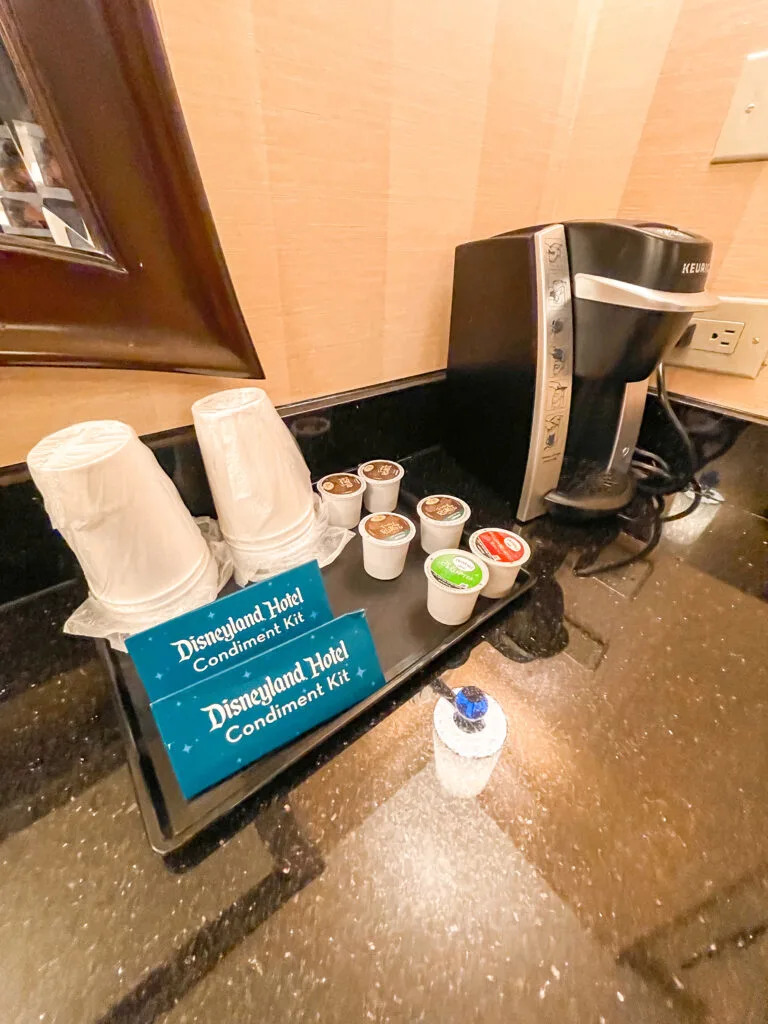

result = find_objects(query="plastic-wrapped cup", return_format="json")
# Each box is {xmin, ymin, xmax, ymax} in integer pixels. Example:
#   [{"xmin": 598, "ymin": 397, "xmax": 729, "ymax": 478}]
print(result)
[
  {"xmin": 317, "ymin": 472, "xmax": 364, "ymax": 528},
  {"xmin": 469, "ymin": 528, "xmax": 531, "ymax": 599},
  {"xmin": 359, "ymin": 512, "xmax": 415, "ymax": 580},
  {"xmin": 26, "ymin": 420, "xmax": 216, "ymax": 619},
  {"xmin": 423, "ymin": 549, "xmax": 489, "ymax": 626},
  {"xmin": 358, "ymin": 460, "xmax": 404, "ymax": 513},
  {"xmin": 417, "ymin": 495, "xmax": 470, "ymax": 554},
  {"xmin": 192, "ymin": 387, "xmax": 316, "ymax": 553}
]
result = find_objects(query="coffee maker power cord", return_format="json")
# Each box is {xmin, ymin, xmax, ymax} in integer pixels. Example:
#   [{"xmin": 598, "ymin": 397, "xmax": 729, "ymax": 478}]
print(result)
[{"xmin": 574, "ymin": 364, "xmax": 700, "ymax": 577}]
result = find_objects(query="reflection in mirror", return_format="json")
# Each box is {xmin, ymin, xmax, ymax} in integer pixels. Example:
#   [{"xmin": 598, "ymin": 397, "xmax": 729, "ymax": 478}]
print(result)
[{"xmin": 0, "ymin": 33, "xmax": 108, "ymax": 257}]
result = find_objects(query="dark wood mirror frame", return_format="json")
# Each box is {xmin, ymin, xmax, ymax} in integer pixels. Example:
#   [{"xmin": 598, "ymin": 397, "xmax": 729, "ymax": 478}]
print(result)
[{"xmin": 0, "ymin": 0, "xmax": 263, "ymax": 377}]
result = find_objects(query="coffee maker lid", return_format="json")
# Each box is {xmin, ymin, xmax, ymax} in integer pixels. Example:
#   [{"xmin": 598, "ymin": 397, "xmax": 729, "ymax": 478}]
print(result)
[{"xmin": 563, "ymin": 219, "xmax": 714, "ymax": 300}]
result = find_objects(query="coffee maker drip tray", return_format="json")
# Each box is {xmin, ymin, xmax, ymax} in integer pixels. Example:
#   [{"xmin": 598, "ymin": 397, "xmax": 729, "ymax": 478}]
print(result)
[{"xmin": 544, "ymin": 463, "xmax": 636, "ymax": 519}]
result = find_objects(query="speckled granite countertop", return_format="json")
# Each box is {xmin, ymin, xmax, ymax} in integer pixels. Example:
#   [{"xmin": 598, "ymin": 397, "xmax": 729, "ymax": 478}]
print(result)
[{"xmin": 1, "ymin": 424, "xmax": 766, "ymax": 1024}]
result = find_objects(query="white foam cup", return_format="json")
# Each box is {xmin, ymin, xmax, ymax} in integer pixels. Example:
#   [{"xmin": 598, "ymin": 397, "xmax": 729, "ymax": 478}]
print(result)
[
  {"xmin": 357, "ymin": 460, "xmax": 404, "ymax": 513},
  {"xmin": 317, "ymin": 472, "xmax": 364, "ymax": 528},
  {"xmin": 468, "ymin": 528, "xmax": 531, "ymax": 599},
  {"xmin": 192, "ymin": 388, "xmax": 316, "ymax": 556},
  {"xmin": 26, "ymin": 420, "xmax": 216, "ymax": 619},
  {"xmin": 358, "ymin": 512, "xmax": 415, "ymax": 580},
  {"xmin": 423, "ymin": 548, "xmax": 489, "ymax": 626},
  {"xmin": 416, "ymin": 495, "xmax": 470, "ymax": 554}
]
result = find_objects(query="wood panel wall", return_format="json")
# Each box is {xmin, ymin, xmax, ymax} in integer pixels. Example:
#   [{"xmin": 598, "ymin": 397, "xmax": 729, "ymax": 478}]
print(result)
[{"xmin": 2, "ymin": 0, "xmax": 767, "ymax": 467}]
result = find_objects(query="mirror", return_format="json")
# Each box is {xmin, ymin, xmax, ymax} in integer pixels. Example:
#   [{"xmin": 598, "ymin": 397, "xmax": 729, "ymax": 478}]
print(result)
[
  {"xmin": 0, "ymin": 34, "xmax": 108, "ymax": 257},
  {"xmin": 0, "ymin": 0, "xmax": 262, "ymax": 378}
]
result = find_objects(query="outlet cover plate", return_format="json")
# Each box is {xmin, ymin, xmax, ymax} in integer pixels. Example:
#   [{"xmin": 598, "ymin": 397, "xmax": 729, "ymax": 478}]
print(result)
[
  {"xmin": 666, "ymin": 297, "xmax": 768, "ymax": 378},
  {"xmin": 712, "ymin": 50, "xmax": 768, "ymax": 163}
]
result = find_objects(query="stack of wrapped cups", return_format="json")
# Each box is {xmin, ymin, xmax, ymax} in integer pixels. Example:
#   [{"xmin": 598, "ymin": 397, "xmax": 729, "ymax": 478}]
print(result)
[
  {"xmin": 26, "ymin": 421, "xmax": 218, "ymax": 623},
  {"xmin": 192, "ymin": 388, "xmax": 316, "ymax": 583}
]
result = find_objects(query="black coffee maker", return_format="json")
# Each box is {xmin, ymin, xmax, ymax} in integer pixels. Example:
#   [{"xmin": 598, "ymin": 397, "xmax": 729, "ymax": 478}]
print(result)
[{"xmin": 445, "ymin": 220, "xmax": 715, "ymax": 520}]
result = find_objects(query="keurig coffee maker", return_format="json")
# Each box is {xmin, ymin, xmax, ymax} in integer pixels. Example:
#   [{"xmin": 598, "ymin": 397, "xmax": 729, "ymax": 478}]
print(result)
[{"xmin": 445, "ymin": 220, "xmax": 715, "ymax": 520}]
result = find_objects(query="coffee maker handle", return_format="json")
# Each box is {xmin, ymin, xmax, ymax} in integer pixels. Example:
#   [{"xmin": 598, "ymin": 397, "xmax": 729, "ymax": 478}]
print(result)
[{"xmin": 573, "ymin": 273, "xmax": 718, "ymax": 314}]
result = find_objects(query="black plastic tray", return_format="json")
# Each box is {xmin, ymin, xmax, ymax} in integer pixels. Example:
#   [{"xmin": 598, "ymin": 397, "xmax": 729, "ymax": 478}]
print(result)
[{"xmin": 102, "ymin": 519, "xmax": 536, "ymax": 854}]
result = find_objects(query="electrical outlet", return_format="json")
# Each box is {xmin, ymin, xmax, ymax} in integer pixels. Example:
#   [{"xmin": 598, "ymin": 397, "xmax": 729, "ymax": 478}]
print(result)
[
  {"xmin": 666, "ymin": 296, "xmax": 768, "ymax": 378},
  {"xmin": 689, "ymin": 319, "xmax": 744, "ymax": 354}
]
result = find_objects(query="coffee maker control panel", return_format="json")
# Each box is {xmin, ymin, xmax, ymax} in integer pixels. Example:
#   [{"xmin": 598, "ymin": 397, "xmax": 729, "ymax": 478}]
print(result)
[{"xmin": 517, "ymin": 224, "xmax": 574, "ymax": 521}]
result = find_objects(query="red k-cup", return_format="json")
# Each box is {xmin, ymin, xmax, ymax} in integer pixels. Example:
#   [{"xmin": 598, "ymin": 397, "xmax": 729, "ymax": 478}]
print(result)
[{"xmin": 468, "ymin": 528, "xmax": 531, "ymax": 599}]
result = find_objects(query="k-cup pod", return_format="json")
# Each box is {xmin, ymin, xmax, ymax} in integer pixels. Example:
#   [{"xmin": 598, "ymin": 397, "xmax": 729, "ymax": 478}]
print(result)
[
  {"xmin": 469, "ymin": 528, "xmax": 531, "ymax": 599},
  {"xmin": 317, "ymin": 472, "xmax": 364, "ymax": 528},
  {"xmin": 416, "ymin": 495, "xmax": 471, "ymax": 554},
  {"xmin": 358, "ymin": 512, "xmax": 415, "ymax": 580},
  {"xmin": 357, "ymin": 459, "xmax": 404, "ymax": 513},
  {"xmin": 423, "ymin": 549, "xmax": 489, "ymax": 626},
  {"xmin": 26, "ymin": 420, "xmax": 217, "ymax": 619}
]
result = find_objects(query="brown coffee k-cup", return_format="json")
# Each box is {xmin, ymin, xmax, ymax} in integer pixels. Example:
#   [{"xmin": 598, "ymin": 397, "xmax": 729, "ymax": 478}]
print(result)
[
  {"xmin": 357, "ymin": 459, "xmax": 404, "ymax": 514},
  {"xmin": 317, "ymin": 472, "xmax": 364, "ymax": 527}
]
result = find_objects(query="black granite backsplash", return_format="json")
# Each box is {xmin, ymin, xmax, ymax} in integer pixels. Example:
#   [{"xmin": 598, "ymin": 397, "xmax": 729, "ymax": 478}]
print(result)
[
  {"xmin": 0, "ymin": 371, "xmax": 754, "ymax": 610},
  {"xmin": 0, "ymin": 375, "xmax": 443, "ymax": 606}
]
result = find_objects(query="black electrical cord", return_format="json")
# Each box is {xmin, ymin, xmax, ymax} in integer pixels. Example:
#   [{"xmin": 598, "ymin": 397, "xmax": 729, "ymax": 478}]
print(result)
[
  {"xmin": 573, "ymin": 494, "xmax": 664, "ymax": 577},
  {"xmin": 632, "ymin": 457, "xmax": 674, "ymax": 486},
  {"xmin": 661, "ymin": 476, "xmax": 703, "ymax": 522},
  {"xmin": 573, "ymin": 364, "xmax": 700, "ymax": 577},
  {"xmin": 639, "ymin": 364, "xmax": 700, "ymax": 496},
  {"xmin": 634, "ymin": 447, "xmax": 671, "ymax": 473}
]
